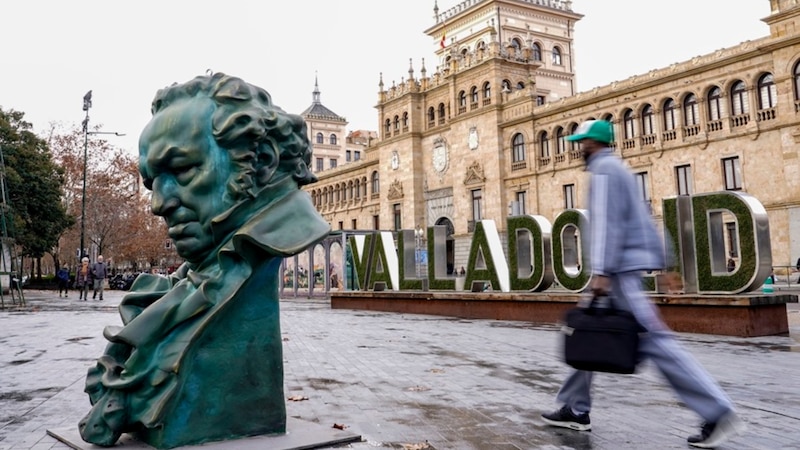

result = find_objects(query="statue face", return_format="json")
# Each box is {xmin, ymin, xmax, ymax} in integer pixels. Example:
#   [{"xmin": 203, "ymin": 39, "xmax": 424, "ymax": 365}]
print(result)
[{"xmin": 139, "ymin": 97, "xmax": 235, "ymax": 264}]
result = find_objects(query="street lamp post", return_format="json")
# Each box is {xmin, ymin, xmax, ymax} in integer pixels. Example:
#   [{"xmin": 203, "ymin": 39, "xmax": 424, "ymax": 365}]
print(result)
[
  {"xmin": 79, "ymin": 90, "xmax": 92, "ymax": 261},
  {"xmin": 79, "ymin": 90, "xmax": 125, "ymax": 261}
]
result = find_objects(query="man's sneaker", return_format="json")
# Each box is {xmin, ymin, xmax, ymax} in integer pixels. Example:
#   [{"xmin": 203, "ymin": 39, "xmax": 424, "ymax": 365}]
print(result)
[
  {"xmin": 541, "ymin": 405, "xmax": 591, "ymax": 431},
  {"xmin": 687, "ymin": 411, "xmax": 746, "ymax": 448}
]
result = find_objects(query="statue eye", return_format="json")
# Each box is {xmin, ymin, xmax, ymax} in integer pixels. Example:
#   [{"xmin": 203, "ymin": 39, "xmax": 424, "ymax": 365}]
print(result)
[{"xmin": 173, "ymin": 165, "xmax": 198, "ymax": 184}]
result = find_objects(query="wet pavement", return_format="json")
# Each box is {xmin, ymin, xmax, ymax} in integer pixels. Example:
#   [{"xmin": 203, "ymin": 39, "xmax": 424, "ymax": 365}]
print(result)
[{"xmin": 1, "ymin": 289, "xmax": 799, "ymax": 450}]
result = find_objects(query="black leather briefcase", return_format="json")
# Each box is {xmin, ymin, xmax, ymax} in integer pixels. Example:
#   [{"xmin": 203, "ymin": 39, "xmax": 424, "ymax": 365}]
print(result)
[{"xmin": 561, "ymin": 297, "xmax": 645, "ymax": 374}]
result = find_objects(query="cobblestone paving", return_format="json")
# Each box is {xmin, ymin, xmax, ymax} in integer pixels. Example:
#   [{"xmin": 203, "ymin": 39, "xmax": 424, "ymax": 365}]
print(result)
[{"xmin": 1, "ymin": 290, "xmax": 798, "ymax": 449}]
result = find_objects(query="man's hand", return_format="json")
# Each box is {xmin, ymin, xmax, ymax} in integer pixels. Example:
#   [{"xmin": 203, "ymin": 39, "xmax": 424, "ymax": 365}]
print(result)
[{"xmin": 590, "ymin": 275, "xmax": 610, "ymax": 297}]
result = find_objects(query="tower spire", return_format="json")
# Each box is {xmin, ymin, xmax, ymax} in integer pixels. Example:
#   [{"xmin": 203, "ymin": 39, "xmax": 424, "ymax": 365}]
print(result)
[{"xmin": 312, "ymin": 71, "xmax": 321, "ymax": 104}]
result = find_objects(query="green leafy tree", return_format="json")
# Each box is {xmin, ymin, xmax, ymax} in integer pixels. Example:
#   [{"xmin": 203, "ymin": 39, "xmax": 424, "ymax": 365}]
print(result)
[{"xmin": 0, "ymin": 108, "xmax": 73, "ymax": 279}]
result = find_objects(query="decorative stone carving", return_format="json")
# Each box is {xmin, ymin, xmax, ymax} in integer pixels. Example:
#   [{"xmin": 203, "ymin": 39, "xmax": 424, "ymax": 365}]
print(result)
[
  {"xmin": 388, "ymin": 179, "xmax": 404, "ymax": 200},
  {"xmin": 464, "ymin": 161, "xmax": 486, "ymax": 185}
]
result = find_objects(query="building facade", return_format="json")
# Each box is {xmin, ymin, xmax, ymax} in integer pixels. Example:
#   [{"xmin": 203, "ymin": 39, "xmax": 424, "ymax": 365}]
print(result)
[{"xmin": 304, "ymin": 0, "xmax": 800, "ymax": 276}]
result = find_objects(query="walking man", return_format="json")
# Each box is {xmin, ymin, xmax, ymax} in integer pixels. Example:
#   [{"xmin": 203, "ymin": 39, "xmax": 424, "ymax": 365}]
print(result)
[
  {"xmin": 541, "ymin": 120, "xmax": 745, "ymax": 448},
  {"xmin": 91, "ymin": 255, "xmax": 108, "ymax": 301}
]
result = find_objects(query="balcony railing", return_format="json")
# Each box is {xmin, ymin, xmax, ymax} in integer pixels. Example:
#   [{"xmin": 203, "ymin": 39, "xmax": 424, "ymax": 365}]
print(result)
[
  {"xmin": 756, "ymin": 107, "xmax": 776, "ymax": 122},
  {"xmin": 622, "ymin": 138, "xmax": 636, "ymax": 150},
  {"xmin": 683, "ymin": 124, "xmax": 700, "ymax": 137},
  {"xmin": 730, "ymin": 113, "xmax": 750, "ymax": 128}
]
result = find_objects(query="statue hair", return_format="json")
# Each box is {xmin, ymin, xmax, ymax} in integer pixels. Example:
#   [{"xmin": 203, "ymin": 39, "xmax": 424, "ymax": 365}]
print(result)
[{"xmin": 150, "ymin": 72, "xmax": 317, "ymax": 199}]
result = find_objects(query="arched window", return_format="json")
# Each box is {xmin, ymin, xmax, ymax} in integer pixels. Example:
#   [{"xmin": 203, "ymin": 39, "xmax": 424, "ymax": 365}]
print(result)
[
  {"xmin": 708, "ymin": 86, "xmax": 723, "ymax": 120},
  {"xmin": 758, "ymin": 73, "xmax": 777, "ymax": 109},
  {"xmin": 601, "ymin": 115, "xmax": 615, "ymax": 145},
  {"xmin": 438, "ymin": 103, "xmax": 446, "ymax": 123},
  {"xmin": 511, "ymin": 38, "xmax": 522, "ymax": 56},
  {"xmin": 641, "ymin": 104, "xmax": 655, "ymax": 135},
  {"xmin": 532, "ymin": 42, "xmax": 542, "ymax": 61},
  {"xmin": 330, "ymin": 133, "xmax": 337, "ymax": 145},
  {"xmin": 730, "ymin": 80, "xmax": 749, "ymax": 115},
  {"xmin": 663, "ymin": 99, "xmax": 677, "ymax": 131},
  {"xmin": 354, "ymin": 179, "xmax": 361, "ymax": 199},
  {"xmin": 623, "ymin": 109, "xmax": 636, "ymax": 139},
  {"xmin": 470, "ymin": 86, "xmax": 479, "ymax": 104},
  {"xmin": 512, "ymin": 133, "xmax": 526, "ymax": 162},
  {"xmin": 516, "ymin": 81, "xmax": 525, "ymax": 90},
  {"xmin": 483, "ymin": 81, "xmax": 491, "ymax": 100},
  {"xmin": 552, "ymin": 47, "xmax": 562, "ymax": 65},
  {"xmin": 362, "ymin": 176, "xmax": 368, "ymax": 197},
  {"xmin": 556, "ymin": 127, "xmax": 566, "ymax": 154},
  {"xmin": 459, "ymin": 90, "xmax": 467, "ymax": 111},
  {"xmin": 384, "ymin": 119, "xmax": 391, "ymax": 134},
  {"xmin": 502, "ymin": 79, "xmax": 511, "ymax": 92},
  {"xmin": 316, "ymin": 132, "xmax": 324, "ymax": 144},
  {"xmin": 371, "ymin": 171, "xmax": 379, "ymax": 195},
  {"xmin": 402, "ymin": 112, "xmax": 409, "ymax": 128},
  {"xmin": 427, "ymin": 107, "xmax": 435, "ymax": 124},
  {"xmin": 794, "ymin": 62, "xmax": 800, "ymax": 102},
  {"xmin": 393, "ymin": 115, "xmax": 400, "ymax": 131},
  {"xmin": 683, "ymin": 94, "xmax": 699, "ymax": 126},
  {"xmin": 539, "ymin": 131, "xmax": 550, "ymax": 158},
  {"xmin": 569, "ymin": 123, "xmax": 579, "ymax": 151}
]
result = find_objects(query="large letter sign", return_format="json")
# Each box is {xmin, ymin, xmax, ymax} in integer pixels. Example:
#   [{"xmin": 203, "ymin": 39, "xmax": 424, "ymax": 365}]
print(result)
[
  {"xmin": 664, "ymin": 191, "xmax": 772, "ymax": 294},
  {"xmin": 346, "ymin": 191, "xmax": 772, "ymax": 295}
]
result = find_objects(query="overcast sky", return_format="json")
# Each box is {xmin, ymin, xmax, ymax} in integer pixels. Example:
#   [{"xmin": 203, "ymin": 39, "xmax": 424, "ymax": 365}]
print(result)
[{"xmin": 1, "ymin": 1, "xmax": 770, "ymax": 154}]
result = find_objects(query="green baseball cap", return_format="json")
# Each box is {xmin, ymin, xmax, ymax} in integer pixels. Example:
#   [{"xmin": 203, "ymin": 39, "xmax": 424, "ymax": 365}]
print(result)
[{"xmin": 566, "ymin": 120, "xmax": 614, "ymax": 144}]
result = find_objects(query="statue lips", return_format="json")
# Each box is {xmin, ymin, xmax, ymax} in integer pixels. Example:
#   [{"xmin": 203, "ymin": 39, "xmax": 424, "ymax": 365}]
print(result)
[{"xmin": 167, "ymin": 222, "xmax": 201, "ymax": 246}]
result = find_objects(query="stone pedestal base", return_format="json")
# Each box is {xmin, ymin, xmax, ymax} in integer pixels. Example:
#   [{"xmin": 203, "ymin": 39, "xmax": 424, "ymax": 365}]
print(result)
[{"xmin": 48, "ymin": 418, "xmax": 361, "ymax": 450}]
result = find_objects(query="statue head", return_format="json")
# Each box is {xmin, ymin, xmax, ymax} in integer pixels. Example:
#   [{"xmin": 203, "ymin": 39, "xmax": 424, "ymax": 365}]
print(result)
[{"xmin": 139, "ymin": 72, "xmax": 316, "ymax": 264}]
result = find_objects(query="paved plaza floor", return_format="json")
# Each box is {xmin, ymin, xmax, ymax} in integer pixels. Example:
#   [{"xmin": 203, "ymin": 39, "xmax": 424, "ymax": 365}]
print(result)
[{"xmin": 1, "ymin": 289, "xmax": 798, "ymax": 449}]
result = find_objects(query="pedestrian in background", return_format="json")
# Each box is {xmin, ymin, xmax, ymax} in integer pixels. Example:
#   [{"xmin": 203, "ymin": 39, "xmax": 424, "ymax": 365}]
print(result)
[
  {"xmin": 540, "ymin": 120, "xmax": 745, "ymax": 448},
  {"xmin": 92, "ymin": 255, "xmax": 108, "ymax": 301},
  {"xmin": 76, "ymin": 257, "xmax": 92, "ymax": 301},
  {"xmin": 56, "ymin": 265, "xmax": 70, "ymax": 298}
]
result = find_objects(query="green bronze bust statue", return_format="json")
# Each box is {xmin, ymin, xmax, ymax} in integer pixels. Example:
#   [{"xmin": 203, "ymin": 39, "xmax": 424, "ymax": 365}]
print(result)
[{"xmin": 79, "ymin": 73, "xmax": 330, "ymax": 448}]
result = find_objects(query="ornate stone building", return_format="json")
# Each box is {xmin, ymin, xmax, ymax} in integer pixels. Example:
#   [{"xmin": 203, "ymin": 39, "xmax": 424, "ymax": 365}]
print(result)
[
  {"xmin": 305, "ymin": 0, "xmax": 800, "ymax": 275},
  {"xmin": 302, "ymin": 76, "xmax": 348, "ymax": 173}
]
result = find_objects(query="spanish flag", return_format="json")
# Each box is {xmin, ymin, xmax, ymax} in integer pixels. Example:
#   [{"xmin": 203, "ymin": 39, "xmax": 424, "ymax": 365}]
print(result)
[{"xmin": 440, "ymin": 32, "xmax": 446, "ymax": 49}]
